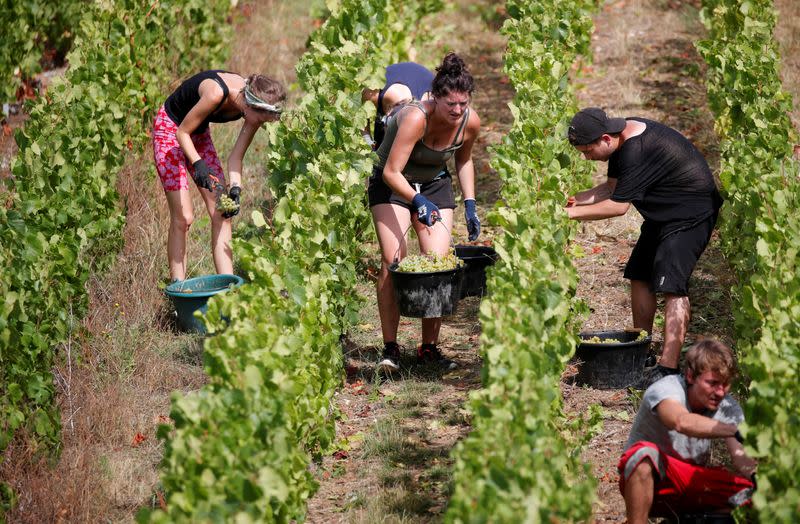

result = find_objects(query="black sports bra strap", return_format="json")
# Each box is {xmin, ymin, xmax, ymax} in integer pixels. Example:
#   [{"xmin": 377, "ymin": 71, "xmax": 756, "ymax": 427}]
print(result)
[{"xmin": 377, "ymin": 89, "xmax": 386, "ymax": 117}]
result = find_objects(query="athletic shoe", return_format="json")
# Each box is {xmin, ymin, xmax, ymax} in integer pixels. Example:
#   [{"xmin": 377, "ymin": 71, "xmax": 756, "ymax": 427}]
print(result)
[
  {"xmin": 378, "ymin": 341, "xmax": 401, "ymax": 373},
  {"xmin": 417, "ymin": 343, "xmax": 457, "ymax": 371}
]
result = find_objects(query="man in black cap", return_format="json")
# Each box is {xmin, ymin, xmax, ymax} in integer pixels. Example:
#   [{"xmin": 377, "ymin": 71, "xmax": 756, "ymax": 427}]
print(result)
[{"xmin": 565, "ymin": 108, "xmax": 723, "ymax": 385}]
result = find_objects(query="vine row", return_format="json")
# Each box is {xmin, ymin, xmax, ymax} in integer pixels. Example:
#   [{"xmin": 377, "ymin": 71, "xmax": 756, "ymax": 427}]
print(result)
[
  {"xmin": 445, "ymin": 1, "xmax": 601, "ymax": 521},
  {"xmin": 697, "ymin": 0, "xmax": 800, "ymax": 520},
  {"xmin": 0, "ymin": 1, "xmax": 83, "ymax": 101},
  {"xmin": 0, "ymin": 0, "xmax": 231, "ymax": 512}
]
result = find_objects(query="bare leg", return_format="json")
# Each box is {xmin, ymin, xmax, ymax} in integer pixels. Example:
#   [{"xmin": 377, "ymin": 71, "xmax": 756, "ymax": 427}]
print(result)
[
  {"xmin": 661, "ymin": 294, "xmax": 690, "ymax": 369},
  {"xmin": 624, "ymin": 460, "xmax": 655, "ymax": 524},
  {"xmin": 413, "ymin": 209, "xmax": 454, "ymax": 345},
  {"xmin": 165, "ymin": 189, "xmax": 194, "ymax": 281},
  {"xmin": 198, "ymin": 187, "xmax": 233, "ymax": 274},
  {"xmin": 630, "ymin": 279, "xmax": 656, "ymax": 334},
  {"xmin": 371, "ymin": 203, "xmax": 412, "ymax": 344}
]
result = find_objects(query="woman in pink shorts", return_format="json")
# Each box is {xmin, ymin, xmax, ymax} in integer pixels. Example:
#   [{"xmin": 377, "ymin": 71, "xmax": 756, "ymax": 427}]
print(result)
[{"xmin": 153, "ymin": 70, "xmax": 285, "ymax": 281}]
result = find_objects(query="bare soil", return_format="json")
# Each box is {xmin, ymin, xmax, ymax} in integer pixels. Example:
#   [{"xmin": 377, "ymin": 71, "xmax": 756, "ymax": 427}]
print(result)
[{"xmin": 774, "ymin": 0, "xmax": 800, "ymax": 135}]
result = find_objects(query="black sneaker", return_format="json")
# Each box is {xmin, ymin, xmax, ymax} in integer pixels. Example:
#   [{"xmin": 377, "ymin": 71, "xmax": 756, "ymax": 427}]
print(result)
[
  {"xmin": 639, "ymin": 364, "xmax": 680, "ymax": 388},
  {"xmin": 378, "ymin": 342, "xmax": 401, "ymax": 373},
  {"xmin": 417, "ymin": 343, "xmax": 457, "ymax": 371}
]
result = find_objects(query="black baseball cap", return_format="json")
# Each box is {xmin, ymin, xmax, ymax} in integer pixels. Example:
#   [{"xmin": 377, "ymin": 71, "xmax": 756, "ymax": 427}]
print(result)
[{"xmin": 568, "ymin": 107, "xmax": 626, "ymax": 145}]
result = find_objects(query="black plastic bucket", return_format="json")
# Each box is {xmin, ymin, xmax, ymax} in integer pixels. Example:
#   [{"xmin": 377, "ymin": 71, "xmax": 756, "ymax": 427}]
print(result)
[
  {"xmin": 573, "ymin": 330, "xmax": 652, "ymax": 389},
  {"xmin": 388, "ymin": 263, "xmax": 464, "ymax": 318},
  {"xmin": 454, "ymin": 245, "xmax": 498, "ymax": 298}
]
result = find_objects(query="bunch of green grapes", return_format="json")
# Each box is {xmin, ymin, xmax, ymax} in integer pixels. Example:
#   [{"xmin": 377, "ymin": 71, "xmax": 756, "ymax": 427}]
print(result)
[
  {"xmin": 396, "ymin": 252, "xmax": 462, "ymax": 273},
  {"xmin": 218, "ymin": 194, "xmax": 240, "ymax": 214},
  {"xmin": 585, "ymin": 336, "xmax": 622, "ymax": 344},
  {"xmin": 584, "ymin": 330, "xmax": 648, "ymax": 344}
]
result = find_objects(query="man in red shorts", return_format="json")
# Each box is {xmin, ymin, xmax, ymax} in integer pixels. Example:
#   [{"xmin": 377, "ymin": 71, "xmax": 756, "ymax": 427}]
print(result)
[{"xmin": 618, "ymin": 339, "xmax": 756, "ymax": 523}]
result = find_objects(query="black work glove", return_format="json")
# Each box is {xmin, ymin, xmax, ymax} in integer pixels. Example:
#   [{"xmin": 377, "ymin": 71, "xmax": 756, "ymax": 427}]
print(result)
[
  {"xmin": 191, "ymin": 159, "xmax": 213, "ymax": 191},
  {"xmin": 221, "ymin": 186, "xmax": 241, "ymax": 219}
]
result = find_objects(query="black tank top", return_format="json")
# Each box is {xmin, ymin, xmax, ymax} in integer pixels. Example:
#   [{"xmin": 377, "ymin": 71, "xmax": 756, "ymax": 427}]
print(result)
[{"xmin": 164, "ymin": 70, "xmax": 244, "ymax": 134}]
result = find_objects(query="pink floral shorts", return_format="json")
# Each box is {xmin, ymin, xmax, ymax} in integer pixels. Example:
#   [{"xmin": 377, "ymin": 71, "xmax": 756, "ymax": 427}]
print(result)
[{"xmin": 152, "ymin": 105, "xmax": 225, "ymax": 192}]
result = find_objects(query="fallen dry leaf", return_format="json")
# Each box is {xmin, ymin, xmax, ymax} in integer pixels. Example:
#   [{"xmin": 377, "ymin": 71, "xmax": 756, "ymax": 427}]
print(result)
[{"xmin": 131, "ymin": 432, "xmax": 147, "ymax": 447}]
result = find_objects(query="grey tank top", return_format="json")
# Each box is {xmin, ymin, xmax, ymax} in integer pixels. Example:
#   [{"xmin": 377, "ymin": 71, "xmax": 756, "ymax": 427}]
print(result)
[{"xmin": 374, "ymin": 101, "xmax": 469, "ymax": 183}]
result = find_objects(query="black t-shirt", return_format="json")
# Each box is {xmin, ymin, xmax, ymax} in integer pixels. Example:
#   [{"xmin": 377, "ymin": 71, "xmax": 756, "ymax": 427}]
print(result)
[{"xmin": 609, "ymin": 118, "xmax": 722, "ymax": 233}]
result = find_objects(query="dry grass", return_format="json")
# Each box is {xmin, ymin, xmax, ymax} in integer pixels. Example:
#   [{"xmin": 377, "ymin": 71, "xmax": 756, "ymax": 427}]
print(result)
[
  {"xmin": 774, "ymin": 0, "xmax": 800, "ymax": 135},
  {"xmin": 1, "ymin": 2, "xmax": 314, "ymax": 522}
]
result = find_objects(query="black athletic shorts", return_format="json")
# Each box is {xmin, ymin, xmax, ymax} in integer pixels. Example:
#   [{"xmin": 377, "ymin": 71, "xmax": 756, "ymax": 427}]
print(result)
[
  {"xmin": 367, "ymin": 166, "xmax": 455, "ymax": 210},
  {"xmin": 624, "ymin": 212, "xmax": 717, "ymax": 296}
]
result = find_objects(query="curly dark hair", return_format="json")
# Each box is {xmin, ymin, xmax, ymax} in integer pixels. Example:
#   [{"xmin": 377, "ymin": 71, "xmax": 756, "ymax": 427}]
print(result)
[{"xmin": 431, "ymin": 52, "xmax": 474, "ymax": 98}]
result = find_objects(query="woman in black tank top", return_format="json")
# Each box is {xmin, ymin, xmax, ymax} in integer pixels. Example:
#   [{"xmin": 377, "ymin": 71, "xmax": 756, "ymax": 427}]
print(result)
[
  {"xmin": 152, "ymin": 71, "xmax": 285, "ymax": 282},
  {"xmin": 370, "ymin": 53, "xmax": 483, "ymax": 374}
]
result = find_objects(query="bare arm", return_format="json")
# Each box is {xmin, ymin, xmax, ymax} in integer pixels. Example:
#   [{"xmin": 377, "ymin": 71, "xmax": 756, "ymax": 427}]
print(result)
[
  {"xmin": 453, "ymin": 111, "xmax": 481, "ymax": 201},
  {"xmin": 382, "ymin": 107, "xmax": 426, "ymax": 202},
  {"xmin": 725, "ymin": 437, "xmax": 757, "ymax": 478},
  {"xmin": 566, "ymin": 198, "xmax": 630, "ymax": 220},
  {"xmin": 226, "ymin": 119, "xmax": 261, "ymax": 188},
  {"xmin": 656, "ymin": 398, "xmax": 739, "ymax": 439},
  {"xmin": 175, "ymin": 79, "xmax": 224, "ymax": 164},
  {"xmin": 573, "ymin": 178, "xmax": 617, "ymax": 205}
]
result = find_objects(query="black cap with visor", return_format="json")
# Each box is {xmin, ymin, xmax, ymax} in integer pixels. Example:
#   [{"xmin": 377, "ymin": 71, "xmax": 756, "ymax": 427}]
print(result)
[{"xmin": 568, "ymin": 107, "xmax": 626, "ymax": 146}]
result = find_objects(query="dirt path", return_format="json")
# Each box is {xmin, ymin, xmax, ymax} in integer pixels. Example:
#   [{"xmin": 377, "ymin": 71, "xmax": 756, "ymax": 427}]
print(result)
[
  {"xmin": 566, "ymin": 0, "xmax": 735, "ymax": 521},
  {"xmin": 305, "ymin": 2, "xmax": 513, "ymax": 522}
]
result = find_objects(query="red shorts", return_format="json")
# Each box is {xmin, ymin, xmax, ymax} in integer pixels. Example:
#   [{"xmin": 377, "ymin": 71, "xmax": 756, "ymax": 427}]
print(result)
[
  {"xmin": 618, "ymin": 441, "xmax": 754, "ymax": 517},
  {"xmin": 152, "ymin": 105, "xmax": 225, "ymax": 192}
]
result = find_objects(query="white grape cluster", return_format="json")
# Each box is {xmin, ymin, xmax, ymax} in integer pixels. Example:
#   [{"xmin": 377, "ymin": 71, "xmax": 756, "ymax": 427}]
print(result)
[
  {"xmin": 218, "ymin": 194, "xmax": 240, "ymax": 214},
  {"xmin": 584, "ymin": 336, "xmax": 621, "ymax": 344},
  {"xmin": 584, "ymin": 330, "xmax": 648, "ymax": 344},
  {"xmin": 396, "ymin": 252, "xmax": 462, "ymax": 273}
]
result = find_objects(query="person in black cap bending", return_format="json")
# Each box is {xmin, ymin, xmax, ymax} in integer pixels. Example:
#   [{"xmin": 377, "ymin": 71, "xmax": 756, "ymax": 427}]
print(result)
[{"xmin": 565, "ymin": 108, "xmax": 723, "ymax": 386}]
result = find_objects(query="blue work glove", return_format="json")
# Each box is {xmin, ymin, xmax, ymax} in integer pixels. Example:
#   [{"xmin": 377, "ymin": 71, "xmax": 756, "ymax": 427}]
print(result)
[
  {"xmin": 221, "ymin": 186, "xmax": 241, "ymax": 219},
  {"xmin": 191, "ymin": 159, "xmax": 213, "ymax": 191},
  {"xmin": 411, "ymin": 193, "xmax": 440, "ymax": 226},
  {"xmin": 464, "ymin": 199, "xmax": 481, "ymax": 241}
]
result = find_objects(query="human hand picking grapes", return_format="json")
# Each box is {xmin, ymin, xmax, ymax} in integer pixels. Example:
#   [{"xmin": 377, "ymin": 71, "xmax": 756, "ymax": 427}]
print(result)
[{"xmin": 220, "ymin": 186, "xmax": 241, "ymax": 218}]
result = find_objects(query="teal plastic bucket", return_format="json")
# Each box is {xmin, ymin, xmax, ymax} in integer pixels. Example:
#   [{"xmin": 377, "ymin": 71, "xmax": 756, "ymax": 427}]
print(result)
[{"xmin": 164, "ymin": 274, "xmax": 244, "ymax": 333}]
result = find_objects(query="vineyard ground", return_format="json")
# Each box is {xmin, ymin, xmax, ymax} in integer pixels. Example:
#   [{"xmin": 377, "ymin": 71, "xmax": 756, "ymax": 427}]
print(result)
[{"xmin": 2, "ymin": 0, "xmax": 798, "ymax": 523}]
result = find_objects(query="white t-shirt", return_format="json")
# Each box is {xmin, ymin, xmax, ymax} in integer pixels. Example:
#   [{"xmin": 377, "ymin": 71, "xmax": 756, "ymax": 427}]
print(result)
[{"xmin": 624, "ymin": 374, "xmax": 744, "ymax": 465}]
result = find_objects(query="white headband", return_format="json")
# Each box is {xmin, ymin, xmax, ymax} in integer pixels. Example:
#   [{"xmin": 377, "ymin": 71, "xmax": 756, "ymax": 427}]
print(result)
[{"xmin": 244, "ymin": 82, "xmax": 282, "ymax": 114}]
